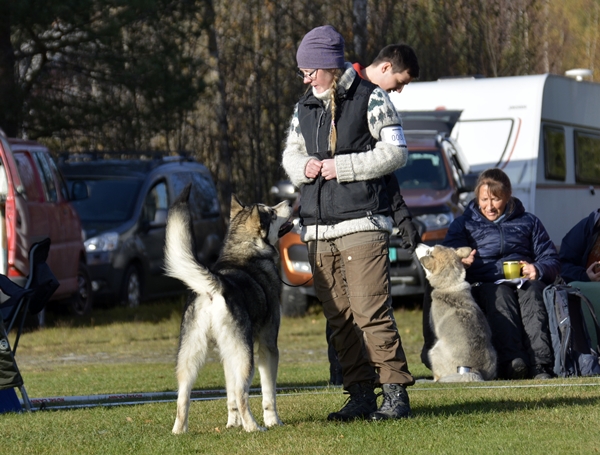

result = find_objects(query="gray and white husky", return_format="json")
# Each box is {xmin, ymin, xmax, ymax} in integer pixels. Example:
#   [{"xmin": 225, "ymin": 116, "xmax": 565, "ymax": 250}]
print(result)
[{"xmin": 165, "ymin": 185, "xmax": 292, "ymax": 433}]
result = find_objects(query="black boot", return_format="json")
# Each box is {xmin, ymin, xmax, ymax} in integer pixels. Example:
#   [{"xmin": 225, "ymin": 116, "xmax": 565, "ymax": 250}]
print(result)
[
  {"xmin": 327, "ymin": 382, "xmax": 377, "ymax": 421},
  {"xmin": 532, "ymin": 364, "xmax": 554, "ymax": 380},
  {"xmin": 370, "ymin": 384, "xmax": 412, "ymax": 420},
  {"xmin": 500, "ymin": 358, "xmax": 529, "ymax": 380}
]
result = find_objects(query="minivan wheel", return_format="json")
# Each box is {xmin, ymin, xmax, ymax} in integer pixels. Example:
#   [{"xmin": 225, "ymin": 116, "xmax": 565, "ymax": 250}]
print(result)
[
  {"xmin": 70, "ymin": 262, "xmax": 93, "ymax": 316},
  {"xmin": 121, "ymin": 265, "xmax": 142, "ymax": 308},
  {"xmin": 280, "ymin": 284, "xmax": 309, "ymax": 317}
]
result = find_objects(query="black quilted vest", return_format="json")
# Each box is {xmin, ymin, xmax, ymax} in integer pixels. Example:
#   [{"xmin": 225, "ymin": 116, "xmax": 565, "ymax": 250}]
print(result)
[{"xmin": 297, "ymin": 74, "xmax": 389, "ymax": 225}]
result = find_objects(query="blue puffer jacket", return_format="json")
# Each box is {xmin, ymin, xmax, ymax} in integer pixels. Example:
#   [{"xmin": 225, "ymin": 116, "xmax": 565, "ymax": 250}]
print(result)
[
  {"xmin": 560, "ymin": 209, "xmax": 600, "ymax": 283},
  {"xmin": 443, "ymin": 197, "xmax": 560, "ymax": 284}
]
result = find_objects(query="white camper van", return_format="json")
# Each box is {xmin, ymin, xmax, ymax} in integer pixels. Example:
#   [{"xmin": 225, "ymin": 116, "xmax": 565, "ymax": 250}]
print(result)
[{"xmin": 391, "ymin": 73, "xmax": 600, "ymax": 247}]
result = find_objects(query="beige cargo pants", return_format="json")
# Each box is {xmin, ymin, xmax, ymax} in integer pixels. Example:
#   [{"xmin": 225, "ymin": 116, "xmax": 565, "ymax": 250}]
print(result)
[{"xmin": 308, "ymin": 231, "xmax": 414, "ymax": 388}]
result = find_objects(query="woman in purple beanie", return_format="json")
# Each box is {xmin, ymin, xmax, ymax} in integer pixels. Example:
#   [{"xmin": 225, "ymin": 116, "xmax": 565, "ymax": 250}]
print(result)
[{"xmin": 282, "ymin": 25, "xmax": 414, "ymax": 421}]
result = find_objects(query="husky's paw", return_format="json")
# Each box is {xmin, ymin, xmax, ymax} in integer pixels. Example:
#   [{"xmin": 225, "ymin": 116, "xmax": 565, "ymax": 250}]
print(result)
[
  {"xmin": 226, "ymin": 412, "xmax": 243, "ymax": 428},
  {"xmin": 172, "ymin": 420, "xmax": 188, "ymax": 434},
  {"xmin": 264, "ymin": 413, "xmax": 283, "ymax": 427},
  {"xmin": 242, "ymin": 421, "xmax": 266, "ymax": 432}
]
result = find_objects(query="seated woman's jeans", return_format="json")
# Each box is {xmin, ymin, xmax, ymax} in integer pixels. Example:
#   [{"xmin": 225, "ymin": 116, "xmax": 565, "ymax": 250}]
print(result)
[{"xmin": 470, "ymin": 280, "xmax": 553, "ymax": 370}]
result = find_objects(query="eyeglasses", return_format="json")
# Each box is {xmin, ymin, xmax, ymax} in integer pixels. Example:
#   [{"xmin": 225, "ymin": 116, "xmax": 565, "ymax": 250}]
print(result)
[{"xmin": 296, "ymin": 69, "xmax": 318, "ymax": 80}]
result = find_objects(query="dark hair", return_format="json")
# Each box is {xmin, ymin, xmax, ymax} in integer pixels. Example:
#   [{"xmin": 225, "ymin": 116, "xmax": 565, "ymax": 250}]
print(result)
[
  {"xmin": 474, "ymin": 168, "xmax": 512, "ymax": 200},
  {"xmin": 371, "ymin": 44, "xmax": 420, "ymax": 78}
]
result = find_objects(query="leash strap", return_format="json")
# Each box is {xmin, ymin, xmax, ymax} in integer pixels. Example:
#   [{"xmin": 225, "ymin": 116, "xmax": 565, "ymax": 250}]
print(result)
[{"xmin": 279, "ymin": 177, "xmax": 321, "ymax": 288}]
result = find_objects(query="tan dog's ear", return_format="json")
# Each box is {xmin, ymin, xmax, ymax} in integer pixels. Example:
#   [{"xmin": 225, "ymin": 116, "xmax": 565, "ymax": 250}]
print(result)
[
  {"xmin": 455, "ymin": 247, "xmax": 472, "ymax": 259},
  {"xmin": 420, "ymin": 255, "xmax": 435, "ymax": 272},
  {"xmin": 230, "ymin": 194, "xmax": 244, "ymax": 218},
  {"xmin": 251, "ymin": 205, "xmax": 265, "ymax": 236}
]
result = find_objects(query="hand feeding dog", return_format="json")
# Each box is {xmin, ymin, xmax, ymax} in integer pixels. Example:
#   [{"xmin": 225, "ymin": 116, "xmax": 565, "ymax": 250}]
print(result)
[
  {"xmin": 415, "ymin": 244, "xmax": 497, "ymax": 382},
  {"xmin": 165, "ymin": 184, "xmax": 293, "ymax": 433}
]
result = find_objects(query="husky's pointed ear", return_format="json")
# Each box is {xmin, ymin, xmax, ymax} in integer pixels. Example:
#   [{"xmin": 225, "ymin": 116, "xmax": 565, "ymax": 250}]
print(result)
[
  {"xmin": 456, "ymin": 247, "xmax": 472, "ymax": 259},
  {"xmin": 250, "ymin": 205, "xmax": 262, "ymax": 233},
  {"xmin": 230, "ymin": 194, "xmax": 244, "ymax": 218},
  {"xmin": 420, "ymin": 255, "xmax": 435, "ymax": 272},
  {"xmin": 250, "ymin": 205, "xmax": 266, "ymax": 236}
]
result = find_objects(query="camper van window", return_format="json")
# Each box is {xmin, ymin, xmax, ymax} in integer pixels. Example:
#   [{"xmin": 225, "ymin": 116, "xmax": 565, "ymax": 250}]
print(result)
[
  {"xmin": 574, "ymin": 131, "xmax": 600, "ymax": 185},
  {"xmin": 543, "ymin": 125, "xmax": 566, "ymax": 181},
  {"xmin": 451, "ymin": 119, "xmax": 513, "ymax": 168}
]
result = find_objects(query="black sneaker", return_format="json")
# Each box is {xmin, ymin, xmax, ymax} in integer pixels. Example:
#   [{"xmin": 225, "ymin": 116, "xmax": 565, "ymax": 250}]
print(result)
[
  {"xmin": 502, "ymin": 358, "xmax": 529, "ymax": 380},
  {"xmin": 369, "ymin": 384, "xmax": 412, "ymax": 420},
  {"xmin": 327, "ymin": 382, "xmax": 377, "ymax": 421},
  {"xmin": 532, "ymin": 364, "xmax": 554, "ymax": 380}
]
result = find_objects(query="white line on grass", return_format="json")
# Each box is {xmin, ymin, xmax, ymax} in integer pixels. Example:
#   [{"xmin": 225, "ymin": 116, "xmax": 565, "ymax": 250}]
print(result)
[{"xmin": 25, "ymin": 380, "xmax": 600, "ymax": 411}]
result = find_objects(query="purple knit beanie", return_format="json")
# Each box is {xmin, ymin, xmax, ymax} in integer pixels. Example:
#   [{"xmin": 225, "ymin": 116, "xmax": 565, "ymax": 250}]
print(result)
[{"xmin": 296, "ymin": 25, "xmax": 345, "ymax": 69}]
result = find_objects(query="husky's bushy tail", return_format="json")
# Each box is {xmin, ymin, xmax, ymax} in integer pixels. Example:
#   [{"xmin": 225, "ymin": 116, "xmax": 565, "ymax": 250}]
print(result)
[{"xmin": 164, "ymin": 185, "xmax": 220, "ymax": 296}]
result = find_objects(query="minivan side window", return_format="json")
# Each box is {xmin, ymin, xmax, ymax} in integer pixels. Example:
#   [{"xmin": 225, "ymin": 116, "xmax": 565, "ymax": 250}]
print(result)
[
  {"xmin": 574, "ymin": 130, "xmax": 600, "ymax": 185},
  {"xmin": 0, "ymin": 140, "xmax": 10, "ymax": 201},
  {"xmin": 142, "ymin": 181, "xmax": 168, "ymax": 225},
  {"xmin": 47, "ymin": 156, "xmax": 70, "ymax": 201},
  {"xmin": 172, "ymin": 171, "xmax": 220, "ymax": 218},
  {"xmin": 543, "ymin": 125, "xmax": 566, "ymax": 181},
  {"xmin": 13, "ymin": 153, "xmax": 43, "ymax": 201},
  {"xmin": 33, "ymin": 152, "xmax": 58, "ymax": 202},
  {"xmin": 0, "ymin": 158, "xmax": 8, "ymax": 201}
]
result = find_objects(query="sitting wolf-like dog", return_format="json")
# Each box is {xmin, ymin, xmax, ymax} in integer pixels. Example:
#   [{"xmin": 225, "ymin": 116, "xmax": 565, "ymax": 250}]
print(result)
[{"xmin": 416, "ymin": 244, "xmax": 497, "ymax": 382}]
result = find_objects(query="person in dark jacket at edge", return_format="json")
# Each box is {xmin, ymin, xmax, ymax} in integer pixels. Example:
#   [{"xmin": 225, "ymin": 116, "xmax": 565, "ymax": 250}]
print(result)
[
  {"xmin": 326, "ymin": 43, "xmax": 422, "ymax": 386},
  {"xmin": 427, "ymin": 168, "xmax": 560, "ymax": 380},
  {"xmin": 559, "ymin": 208, "xmax": 600, "ymax": 347}
]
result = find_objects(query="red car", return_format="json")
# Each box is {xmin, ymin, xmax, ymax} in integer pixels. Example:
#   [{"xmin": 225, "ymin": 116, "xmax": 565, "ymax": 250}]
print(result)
[{"xmin": 0, "ymin": 133, "xmax": 92, "ymax": 320}]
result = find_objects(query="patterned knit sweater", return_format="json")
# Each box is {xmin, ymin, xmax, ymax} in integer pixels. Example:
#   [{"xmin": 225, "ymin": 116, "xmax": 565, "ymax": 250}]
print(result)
[{"xmin": 282, "ymin": 63, "xmax": 407, "ymax": 242}]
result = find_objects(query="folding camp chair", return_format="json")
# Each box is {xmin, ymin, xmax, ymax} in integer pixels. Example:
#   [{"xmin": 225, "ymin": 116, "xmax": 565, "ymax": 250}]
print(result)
[{"xmin": 0, "ymin": 238, "xmax": 59, "ymax": 411}]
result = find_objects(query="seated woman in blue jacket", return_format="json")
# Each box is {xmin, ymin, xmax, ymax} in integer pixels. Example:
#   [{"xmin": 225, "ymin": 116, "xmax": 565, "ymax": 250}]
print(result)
[{"xmin": 442, "ymin": 168, "xmax": 560, "ymax": 380}]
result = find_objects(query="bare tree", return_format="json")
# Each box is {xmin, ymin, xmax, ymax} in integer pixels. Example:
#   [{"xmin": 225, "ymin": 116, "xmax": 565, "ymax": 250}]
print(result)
[
  {"xmin": 3, "ymin": 0, "xmax": 207, "ymax": 150},
  {"xmin": 0, "ymin": 0, "xmax": 17, "ymax": 136},
  {"xmin": 2, "ymin": 0, "xmax": 599, "ymax": 209},
  {"xmin": 353, "ymin": 0, "xmax": 368, "ymax": 64}
]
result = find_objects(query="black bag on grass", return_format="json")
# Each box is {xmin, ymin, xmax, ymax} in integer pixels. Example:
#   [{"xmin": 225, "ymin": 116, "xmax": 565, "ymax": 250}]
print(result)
[{"xmin": 543, "ymin": 282, "xmax": 600, "ymax": 377}]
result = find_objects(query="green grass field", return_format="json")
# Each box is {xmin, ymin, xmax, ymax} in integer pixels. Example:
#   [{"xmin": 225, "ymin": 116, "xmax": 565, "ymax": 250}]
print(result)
[{"xmin": 3, "ymin": 298, "xmax": 600, "ymax": 454}]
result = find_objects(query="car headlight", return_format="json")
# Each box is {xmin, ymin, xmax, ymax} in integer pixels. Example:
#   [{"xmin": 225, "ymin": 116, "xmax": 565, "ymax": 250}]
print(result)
[
  {"xmin": 290, "ymin": 260, "xmax": 312, "ymax": 274},
  {"xmin": 84, "ymin": 232, "xmax": 120, "ymax": 253},
  {"xmin": 415, "ymin": 212, "xmax": 454, "ymax": 231}
]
